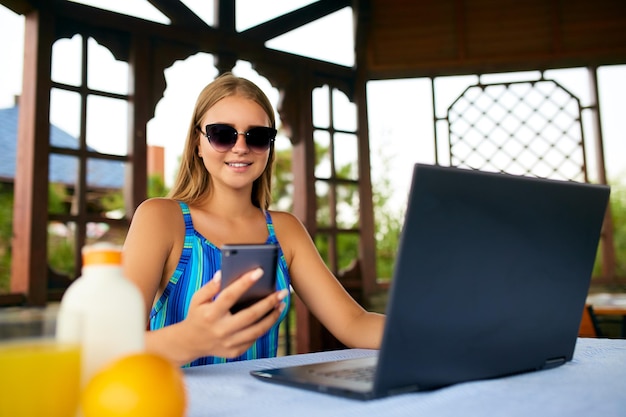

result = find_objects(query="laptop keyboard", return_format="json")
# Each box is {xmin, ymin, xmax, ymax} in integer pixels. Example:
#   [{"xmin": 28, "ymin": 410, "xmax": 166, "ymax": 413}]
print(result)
[{"xmin": 310, "ymin": 365, "xmax": 376, "ymax": 382}]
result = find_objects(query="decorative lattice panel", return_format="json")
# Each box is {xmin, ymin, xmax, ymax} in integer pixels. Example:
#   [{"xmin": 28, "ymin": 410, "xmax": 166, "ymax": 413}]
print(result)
[{"xmin": 447, "ymin": 79, "xmax": 587, "ymax": 182}]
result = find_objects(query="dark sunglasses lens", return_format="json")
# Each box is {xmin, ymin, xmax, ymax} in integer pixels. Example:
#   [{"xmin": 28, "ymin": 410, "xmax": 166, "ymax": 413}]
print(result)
[
  {"xmin": 206, "ymin": 124, "xmax": 237, "ymax": 151},
  {"xmin": 205, "ymin": 124, "xmax": 276, "ymax": 152},
  {"xmin": 246, "ymin": 127, "xmax": 277, "ymax": 151}
]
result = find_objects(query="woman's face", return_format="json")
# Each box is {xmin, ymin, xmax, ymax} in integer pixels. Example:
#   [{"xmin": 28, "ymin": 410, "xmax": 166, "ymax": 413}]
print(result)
[{"xmin": 197, "ymin": 95, "xmax": 272, "ymax": 192}]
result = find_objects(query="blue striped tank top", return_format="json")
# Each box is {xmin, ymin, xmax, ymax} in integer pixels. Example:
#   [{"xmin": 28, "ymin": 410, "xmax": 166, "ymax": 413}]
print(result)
[{"xmin": 149, "ymin": 201, "xmax": 291, "ymax": 367}]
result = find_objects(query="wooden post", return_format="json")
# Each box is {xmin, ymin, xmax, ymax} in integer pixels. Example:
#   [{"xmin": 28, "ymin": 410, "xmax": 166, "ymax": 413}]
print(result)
[{"xmin": 11, "ymin": 9, "xmax": 54, "ymax": 306}]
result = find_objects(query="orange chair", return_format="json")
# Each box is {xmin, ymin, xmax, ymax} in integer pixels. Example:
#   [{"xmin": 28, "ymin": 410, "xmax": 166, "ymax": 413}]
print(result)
[{"xmin": 578, "ymin": 304, "xmax": 602, "ymax": 338}]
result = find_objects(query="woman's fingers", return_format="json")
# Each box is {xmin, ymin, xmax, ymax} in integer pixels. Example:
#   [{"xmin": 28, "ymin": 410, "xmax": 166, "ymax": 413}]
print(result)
[
  {"xmin": 220, "ymin": 297, "xmax": 287, "ymax": 357},
  {"xmin": 191, "ymin": 268, "xmax": 261, "ymax": 312},
  {"xmin": 226, "ymin": 289, "xmax": 288, "ymax": 332},
  {"xmin": 213, "ymin": 267, "xmax": 263, "ymax": 311}
]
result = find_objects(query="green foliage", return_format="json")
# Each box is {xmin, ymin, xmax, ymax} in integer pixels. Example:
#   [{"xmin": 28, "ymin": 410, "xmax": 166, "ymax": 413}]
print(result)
[
  {"xmin": 589, "ymin": 178, "xmax": 626, "ymax": 279},
  {"xmin": 46, "ymin": 184, "xmax": 75, "ymax": 277},
  {"xmin": 148, "ymin": 174, "xmax": 169, "ymax": 198},
  {"xmin": 0, "ymin": 185, "xmax": 12, "ymax": 243},
  {"xmin": 371, "ymin": 155, "xmax": 404, "ymax": 281},
  {"xmin": 609, "ymin": 180, "xmax": 626, "ymax": 277},
  {"xmin": 100, "ymin": 191, "xmax": 124, "ymax": 212},
  {"xmin": 0, "ymin": 185, "xmax": 13, "ymax": 292},
  {"xmin": 47, "ymin": 233, "xmax": 75, "ymax": 277},
  {"xmin": 314, "ymin": 234, "xmax": 330, "ymax": 264},
  {"xmin": 48, "ymin": 183, "xmax": 67, "ymax": 214},
  {"xmin": 314, "ymin": 232, "xmax": 360, "ymax": 271},
  {"xmin": 336, "ymin": 233, "xmax": 360, "ymax": 270},
  {"xmin": 271, "ymin": 148, "xmax": 294, "ymax": 211}
]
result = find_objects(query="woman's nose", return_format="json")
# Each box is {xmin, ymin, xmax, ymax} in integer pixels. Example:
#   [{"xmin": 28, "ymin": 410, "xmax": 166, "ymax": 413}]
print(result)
[{"xmin": 230, "ymin": 132, "xmax": 249, "ymax": 153}]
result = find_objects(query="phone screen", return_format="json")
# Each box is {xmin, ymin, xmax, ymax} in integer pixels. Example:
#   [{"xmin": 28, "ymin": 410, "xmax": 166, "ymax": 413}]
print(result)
[{"xmin": 221, "ymin": 244, "xmax": 278, "ymax": 313}]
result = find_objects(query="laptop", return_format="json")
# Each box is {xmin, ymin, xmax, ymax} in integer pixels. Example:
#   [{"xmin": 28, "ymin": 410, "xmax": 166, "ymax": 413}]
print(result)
[{"xmin": 250, "ymin": 163, "xmax": 610, "ymax": 400}]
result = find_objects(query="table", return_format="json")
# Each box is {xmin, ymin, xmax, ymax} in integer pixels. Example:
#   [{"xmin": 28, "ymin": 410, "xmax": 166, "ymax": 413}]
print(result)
[{"xmin": 183, "ymin": 338, "xmax": 626, "ymax": 417}]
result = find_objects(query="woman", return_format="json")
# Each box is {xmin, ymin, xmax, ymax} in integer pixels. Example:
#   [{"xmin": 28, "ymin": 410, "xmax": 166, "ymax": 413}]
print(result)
[{"xmin": 123, "ymin": 73, "xmax": 385, "ymax": 367}]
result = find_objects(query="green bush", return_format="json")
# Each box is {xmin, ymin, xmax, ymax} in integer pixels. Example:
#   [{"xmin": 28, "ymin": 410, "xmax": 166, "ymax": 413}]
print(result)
[
  {"xmin": 0, "ymin": 185, "xmax": 13, "ymax": 292},
  {"xmin": 610, "ymin": 181, "xmax": 626, "ymax": 277}
]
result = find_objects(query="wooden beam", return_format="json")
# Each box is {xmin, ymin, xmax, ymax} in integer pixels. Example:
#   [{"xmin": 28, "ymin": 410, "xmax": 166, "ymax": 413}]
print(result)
[
  {"xmin": 241, "ymin": 0, "xmax": 351, "ymax": 42},
  {"xmin": 215, "ymin": 0, "xmax": 235, "ymax": 32},
  {"xmin": 147, "ymin": 0, "xmax": 207, "ymax": 28},
  {"xmin": 0, "ymin": 0, "xmax": 35, "ymax": 15},
  {"xmin": 42, "ymin": 0, "xmax": 353, "ymax": 80}
]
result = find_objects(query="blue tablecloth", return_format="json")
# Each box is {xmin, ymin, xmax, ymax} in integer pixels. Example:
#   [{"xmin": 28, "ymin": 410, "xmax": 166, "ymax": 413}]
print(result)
[{"xmin": 183, "ymin": 338, "xmax": 626, "ymax": 417}]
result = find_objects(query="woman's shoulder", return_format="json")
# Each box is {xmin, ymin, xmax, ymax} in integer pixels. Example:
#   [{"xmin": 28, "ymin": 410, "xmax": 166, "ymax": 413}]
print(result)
[
  {"xmin": 125, "ymin": 199, "xmax": 185, "ymax": 257},
  {"xmin": 267, "ymin": 210, "xmax": 302, "ymax": 227},
  {"xmin": 266, "ymin": 210, "xmax": 309, "ymax": 238},
  {"xmin": 133, "ymin": 198, "xmax": 183, "ymax": 220},
  {"xmin": 266, "ymin": 211, "xmax": 318, "ymax": 265}
]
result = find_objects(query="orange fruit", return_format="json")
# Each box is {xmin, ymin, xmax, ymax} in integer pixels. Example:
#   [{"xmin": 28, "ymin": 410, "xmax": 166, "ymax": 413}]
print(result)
[{"xmin": 81, "ymin": 352, "xmax": 186, "ymax": 417}]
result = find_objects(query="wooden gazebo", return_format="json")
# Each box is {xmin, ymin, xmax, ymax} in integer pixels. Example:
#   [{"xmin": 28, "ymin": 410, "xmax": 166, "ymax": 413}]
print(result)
[{"xmin": 2, "ymin": 0, "xmax": 625, "ymax": 352}]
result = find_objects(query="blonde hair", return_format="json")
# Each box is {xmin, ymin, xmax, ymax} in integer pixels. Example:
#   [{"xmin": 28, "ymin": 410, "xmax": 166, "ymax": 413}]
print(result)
[{"xmin": 167, "ymin": 73, "xmax": 276, "ymax": 209}]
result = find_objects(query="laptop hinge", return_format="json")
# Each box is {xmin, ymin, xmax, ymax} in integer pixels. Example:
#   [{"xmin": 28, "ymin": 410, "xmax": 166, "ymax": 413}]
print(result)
[
  {"xmin": 542, "ymin": 356, "xmax": 566, "ymax": 369},
  {"xmin": 385, "ymin": 384, "xmax": 420, "ymax": 396}
]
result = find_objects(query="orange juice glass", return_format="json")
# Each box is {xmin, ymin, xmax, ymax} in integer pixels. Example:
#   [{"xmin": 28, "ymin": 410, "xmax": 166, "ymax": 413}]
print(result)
[{"xmin": 0, "ymin": 307, "xmax": 81, "ymax": 417}]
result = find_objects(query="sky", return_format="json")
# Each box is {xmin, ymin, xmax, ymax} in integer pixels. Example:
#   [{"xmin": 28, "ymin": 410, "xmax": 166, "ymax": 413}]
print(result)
[{"xmin": 1, "ymin": 1, "xmax": 625, "ymax": 212}]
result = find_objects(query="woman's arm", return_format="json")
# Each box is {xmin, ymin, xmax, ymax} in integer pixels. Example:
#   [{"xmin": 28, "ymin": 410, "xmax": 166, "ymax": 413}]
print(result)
[
  {"xmin": 122, "ymin": 198, "xmax": 181, "ymax": 319},
  {"xmin": 272, "ymin": 211, "xmax": 386, "ymax": 349}
]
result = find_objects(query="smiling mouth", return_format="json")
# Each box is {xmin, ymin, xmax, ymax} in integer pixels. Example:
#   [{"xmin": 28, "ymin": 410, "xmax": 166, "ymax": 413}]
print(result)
[{"xmin": 227, "ymin": 162, "xmax": 252, "ymax": 167}]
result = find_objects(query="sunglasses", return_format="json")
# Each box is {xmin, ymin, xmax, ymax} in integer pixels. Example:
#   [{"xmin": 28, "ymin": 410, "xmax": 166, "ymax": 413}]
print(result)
[{"xmin": 199, "ymin": 123, "xmax": 276, "ymax": 153}]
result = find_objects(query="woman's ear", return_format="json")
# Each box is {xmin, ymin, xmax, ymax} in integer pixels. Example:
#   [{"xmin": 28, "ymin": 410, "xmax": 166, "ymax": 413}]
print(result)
[{"xmin": 195, "ymin": 131, "xmax": 203, "ymax": 158}]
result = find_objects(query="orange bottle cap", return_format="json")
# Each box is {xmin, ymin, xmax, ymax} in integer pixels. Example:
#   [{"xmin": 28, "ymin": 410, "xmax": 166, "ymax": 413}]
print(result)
[{"xmin": 82, "ymin": 243, "xmax": 122, "ymax": 265}]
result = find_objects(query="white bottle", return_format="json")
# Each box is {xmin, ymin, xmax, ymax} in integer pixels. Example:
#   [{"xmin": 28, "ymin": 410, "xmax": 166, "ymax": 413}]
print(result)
[{"xmin": 56, "ymin": 242, "xmax": 145, "ymax": 387}]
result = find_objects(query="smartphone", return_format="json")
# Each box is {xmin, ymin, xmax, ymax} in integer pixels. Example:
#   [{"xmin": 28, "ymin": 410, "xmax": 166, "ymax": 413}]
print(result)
[{"xmin": 221, "ymin": 244, "xmax": 278, "ymax": 313}]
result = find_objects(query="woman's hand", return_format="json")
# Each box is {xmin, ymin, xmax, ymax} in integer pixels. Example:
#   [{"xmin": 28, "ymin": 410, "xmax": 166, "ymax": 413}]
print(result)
[{"xmin": 176, "ymin": 268, "xmax": 287, "ymax": 362}]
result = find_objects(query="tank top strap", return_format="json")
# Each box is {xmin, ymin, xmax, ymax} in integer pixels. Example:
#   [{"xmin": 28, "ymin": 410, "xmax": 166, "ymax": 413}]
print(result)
[
  {"xmin": 264, "ymin": 210, "xmax": 277, "ymax": 242},
  {"xmin": 177, "ymin": 201, "xmax": 195, "ymax": 268},
  {"xmin": 179, "ymin": 201, "xmax": 192, "ymax": 227},
  {"xmin": 150, "ymin": 201, "xmax": 194, "ymax": 317}
]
